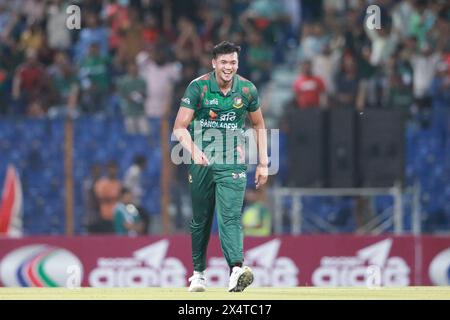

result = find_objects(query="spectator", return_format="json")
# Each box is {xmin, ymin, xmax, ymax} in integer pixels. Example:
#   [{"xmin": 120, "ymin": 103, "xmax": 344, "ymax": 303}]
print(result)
[
  {"xmin": 115, "ymin": 8, "xmax": 144, "ymax": 68},
  {"xmin": 408, "ymin": 0, "xmax": 437, "ymax": 50},
  {"xmin": 383, "ymin": 49, "xmax": 414, "ymax": 110},
  {"xmin": 364, "ymin": 21, "xmax": 399, "ymax": 67},
  {"xmin": 217, "ymin": 14, "xmax": 234, "ymax": 43},
  {"xmin": 136, "ymin": 41, "xmax": 181, "ymax": 119},
  {"xmin": 123, "ymin": 155, "xmax": 147, "ymax": 207},
  {"xmin": 240, "ymin": 0, "xmax": 287, "ymax": 45},
  {"xmin": 77, "ymin": 42, "xmax": 111, "ymax": 114},
  {"xmin": 197, "ymin": 6, "xmax": 218, "ymax": 46},
  {"xmin": 94, "ymin": 161, "xmax": 122, "ymax": 232},
  {"xmin": 141, "ymin": 13, "xmax": 161, "ymax": 48},
  {"xmin": 246, "ymin": 29, "xmax": 273, "ymax": 87},
  {"xmin": 22, "ymin": 0, "xmax": 46, "ymax": 26},
  {"xmin": 74, "ymin": 12, "xmax": 109, "ymax": 63},
  {"xmin": 292, "ymin": 60, "xmax": 326, "ymax": 109},
  {"xmin": 335, "ymin": 55, "xmax": 362, "ymax": 109},
  {"xmin": 104, "ymin": 0, "xmax": 131, "ymax": 54},
  {"xmin": 83, "ymin": 163, "xmax": 103, "ymax": 234},
  {"xmin": 392, "ymin": 0, "xmax": 416, "ymax": 39},
  {"xmin": 116, "ymin": 61, "xmax": 148, "ymax": 135},
  {"xmin": 113, "ymin": 187, "xmax": 145, "ymax": 236},
  {"xmin": 12, "ymin": 49, "xmax": 48, "ymax": 115},
  {"xmin": 296, "ymin": 22, "xmax": 328, "ymax": 63},
  {"xmin": 0, "ymin": 3, "xmax": 16, "ymax": 42},
  {"xmin": 18, "ymin": 22, "xmax": 44, "ymax": 53},
  {"xmin": 47, "ymin": 51, "xmax": 79, "ymax": 117},
  {"xmin": 174, "ymin": 17, "xmax": 202, "ymax": 64},
  {"xmin": 46, "ymin": 0, "xmax": 72, "ymax": 51},
  {"xmin": 410, "ymin": 43, "xmax": 441, "ymax": 109},
  {"xmin": 242, "ymin": 188, "xmax": 272, "ymax": 236},
  {"xmin": 123, "ymin": 154, "xmax": 150, "ymax": 233},
  {"xmin": 386, "ymin": 70, "xmax": 414, "ymax": 112},
  {"xmin": 312, "ymin": 42, "xmax": 341, "ymax": 97}
]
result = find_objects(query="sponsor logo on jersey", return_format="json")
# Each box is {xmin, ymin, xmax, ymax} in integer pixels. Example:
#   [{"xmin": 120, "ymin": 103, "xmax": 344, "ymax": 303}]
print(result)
[
  {"xmin": 205, "ymin": 98, "xmax": 218, "ymax": 106},
  {"xmin": 209, "ymin": 110, "xmax": 218, "ymax": 119},
  {"xmin": 188, "ymin": 174, "xmax": 193, "ymax": 183},
  {"xmin": 199, "ymin": 120, "xmax": 238, "ymax": 130},
  {"xmin": 233, "ymin": 96, "xmax": 244, "ymax": 109},
  {"xmin": 209, "ymin": 110, "xmax": 236, "ymax": 121},
  {"xmin": 232, "ymin": 172, "xmax": 246, "ymax": 179},
  {"xmin": 181, "ymin": 97, "xmax": 190, "ymax": 105},
  {"xmin": 219, "ymin": 111, "xmax": 236, "ymax": 121}
]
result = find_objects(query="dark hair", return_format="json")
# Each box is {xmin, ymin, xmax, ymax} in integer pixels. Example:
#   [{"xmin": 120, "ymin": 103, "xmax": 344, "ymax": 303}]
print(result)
[
  {"xmin": 133, "ymin": 155, "xmax": 147, "ymax": 166},
  {"xmin": 212, "ymin": 41, "xmax": 241, "ymax": 58},
  {"xmin": 121, "ymin": 187, "xmax": 131, "ymax": 196}
]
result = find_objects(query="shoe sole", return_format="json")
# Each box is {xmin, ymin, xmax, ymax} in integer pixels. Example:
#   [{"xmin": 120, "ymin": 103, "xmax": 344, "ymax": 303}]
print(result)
[
  {"xmin": 188, "ymin": 286, "xmax": 206, "ymax": 292},
  {"xmin": 229, "ymin": 269, "xmax": 253, "ymax": 292}
]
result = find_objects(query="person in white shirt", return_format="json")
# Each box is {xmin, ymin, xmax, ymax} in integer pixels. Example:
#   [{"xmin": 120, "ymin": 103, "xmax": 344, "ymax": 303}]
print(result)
[{"xmin": 123, "ymin": 155, "xmax": 147, "ymax": 207}]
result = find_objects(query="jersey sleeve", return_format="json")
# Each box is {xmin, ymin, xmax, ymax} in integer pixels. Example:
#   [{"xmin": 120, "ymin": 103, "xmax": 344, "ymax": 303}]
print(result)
[
  {"xmin": 247, "ymin": 83, "xmax": 260, "ymax": 112},
  {"xmin": 179, "ymin": 81, "xmax": 200, "ymax": 110}
]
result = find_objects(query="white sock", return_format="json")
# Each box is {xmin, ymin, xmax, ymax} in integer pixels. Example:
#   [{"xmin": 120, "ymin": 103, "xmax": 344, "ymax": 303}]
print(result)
[{"xmin": 232, "ymin": 266, "xmax": 241, "ymax": 272}]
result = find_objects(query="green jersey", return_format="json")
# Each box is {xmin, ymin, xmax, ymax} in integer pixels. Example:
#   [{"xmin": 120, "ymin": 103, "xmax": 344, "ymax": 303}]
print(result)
[
  {"xmin": 179, "ymin": 71, "xmax": 260, "ymax": 164},
  {"xmin": 116, "ymin": 74, "xmax": 147, "ymax": 117},
  {"xmin": 113, "ymin": 202, "xmax": 142, "ymax": 236}
]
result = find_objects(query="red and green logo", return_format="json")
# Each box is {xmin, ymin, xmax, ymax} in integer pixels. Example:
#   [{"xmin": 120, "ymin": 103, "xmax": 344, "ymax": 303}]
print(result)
[
  {"xmin": 233, "ymin": 96, "xmax": 244, "ymax": 109},
  {"xmin": 0, "ymin": 244, "xmax": 83, "ymax": 287},
  {"xmin": 209, "ymin": 110, "xmax": 218, "ymax": 119}
]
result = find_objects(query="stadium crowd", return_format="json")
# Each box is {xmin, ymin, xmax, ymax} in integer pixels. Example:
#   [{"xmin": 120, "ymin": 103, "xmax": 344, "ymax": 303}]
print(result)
[{"xmin": 1, "ymin": 0, "xmax": 448, "ymax": 127}]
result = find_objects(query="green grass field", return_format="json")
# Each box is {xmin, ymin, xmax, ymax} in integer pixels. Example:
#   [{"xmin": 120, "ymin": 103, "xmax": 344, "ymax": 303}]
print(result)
[{"xmin": 0, "ymin": 287, "xmax": 449, "ymax": 300}]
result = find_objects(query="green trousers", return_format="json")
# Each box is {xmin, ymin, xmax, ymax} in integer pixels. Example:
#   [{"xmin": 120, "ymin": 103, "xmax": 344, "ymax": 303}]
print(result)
[{"xmin": 189, "ymin": 163, "xmax": 247, "ymax": 272}]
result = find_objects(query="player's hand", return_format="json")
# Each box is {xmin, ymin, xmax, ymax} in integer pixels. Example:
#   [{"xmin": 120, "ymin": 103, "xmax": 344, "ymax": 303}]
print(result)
[
  {"xmin": 192, "ymin": 150, "xmax": 210, "ymax": 166},
  {"xmin": 255, "ymin": 164, "xmax": 268, "ymax": 189}
]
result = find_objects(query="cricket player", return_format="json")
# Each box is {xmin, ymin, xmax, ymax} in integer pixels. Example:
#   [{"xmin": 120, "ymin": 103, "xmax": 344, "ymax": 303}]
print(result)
[{"xmin": 173, "ymin": 41, "xmax": 269, "ymax": 292}]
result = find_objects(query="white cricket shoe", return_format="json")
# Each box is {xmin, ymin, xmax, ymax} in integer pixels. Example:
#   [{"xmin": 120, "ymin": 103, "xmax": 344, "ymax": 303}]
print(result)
[
  {"xmin": 228, "ymin": 266, "xmax": 253, "ymax": 292},
  {"xmin": 188, "ymin": 271, "xmax": 206, "ymax": 292}
]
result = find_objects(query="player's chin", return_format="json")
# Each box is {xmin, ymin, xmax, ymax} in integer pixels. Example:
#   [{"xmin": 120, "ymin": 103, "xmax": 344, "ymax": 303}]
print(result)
[{"xmin": 221, "ymin": 74, "xmax": 233, "ymax": 82}]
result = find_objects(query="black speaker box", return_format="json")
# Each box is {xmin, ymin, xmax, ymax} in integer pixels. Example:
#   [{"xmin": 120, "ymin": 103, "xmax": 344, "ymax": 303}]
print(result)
[{"xmin": 357, "ymin": 109, "xmax": 404, "ymax": 187}]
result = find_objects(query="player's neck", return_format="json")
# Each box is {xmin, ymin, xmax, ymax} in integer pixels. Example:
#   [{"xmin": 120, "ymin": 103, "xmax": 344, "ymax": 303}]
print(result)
[{"xmin": 215, "ymin": 73, "xmax": 233, "ymax": 96}]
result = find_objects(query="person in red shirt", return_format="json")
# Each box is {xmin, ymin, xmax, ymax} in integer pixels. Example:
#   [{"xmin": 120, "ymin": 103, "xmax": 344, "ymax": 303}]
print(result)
[
  {"xmin": 292, "ymin": 60, "xmax": 327, "ymax": 109},
  {"xmin": 12, "ymin": 49, "xmax": 47, "ymax": 115}
]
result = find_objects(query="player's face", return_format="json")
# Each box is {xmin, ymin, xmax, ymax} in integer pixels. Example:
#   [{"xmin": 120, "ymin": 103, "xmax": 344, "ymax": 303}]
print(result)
[{"xmin": 212, "ymin": 52, "xmax": 238, "ymax": 84}]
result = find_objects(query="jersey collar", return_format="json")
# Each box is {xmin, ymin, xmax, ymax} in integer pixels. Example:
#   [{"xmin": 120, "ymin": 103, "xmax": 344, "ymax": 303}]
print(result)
[{"xmin": 210, "ymin": 71, "xmax": 238, "ymax": 95}]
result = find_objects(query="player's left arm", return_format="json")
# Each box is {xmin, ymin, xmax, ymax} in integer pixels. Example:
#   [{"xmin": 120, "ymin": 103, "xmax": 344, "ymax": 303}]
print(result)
[{"xmin": 248, "ymin": 108, "xmax": 269, "ymax": 189}]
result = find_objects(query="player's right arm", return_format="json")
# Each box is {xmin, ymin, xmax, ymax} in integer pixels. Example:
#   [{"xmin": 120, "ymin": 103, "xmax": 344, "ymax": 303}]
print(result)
[
  {"xmin": 173, "ymin": 81, "xmax": 209, "ymax": 166},
  {"xmin": 173, "ymin": 107, "xmax": 209, "ymax": 166}
]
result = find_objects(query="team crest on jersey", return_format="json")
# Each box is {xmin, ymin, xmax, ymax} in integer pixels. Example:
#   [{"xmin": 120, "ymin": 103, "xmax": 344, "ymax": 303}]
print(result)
[{"xmin": 233, "ymin": 96, "xmax": 244, "ymax": 109}]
